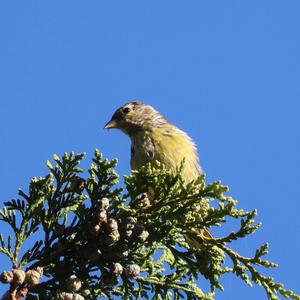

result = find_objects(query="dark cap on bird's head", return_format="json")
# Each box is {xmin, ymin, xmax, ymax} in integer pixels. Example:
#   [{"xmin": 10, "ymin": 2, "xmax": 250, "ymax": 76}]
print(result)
[{"xmin": 104, "ymin": 101, "xmax": 167, "ymax": 135}]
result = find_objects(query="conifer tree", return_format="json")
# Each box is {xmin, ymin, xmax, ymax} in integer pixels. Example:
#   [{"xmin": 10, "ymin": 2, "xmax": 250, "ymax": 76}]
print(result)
[{"xmin": 0, "ymin": 150, "xmax": 299, "ymax": 300}]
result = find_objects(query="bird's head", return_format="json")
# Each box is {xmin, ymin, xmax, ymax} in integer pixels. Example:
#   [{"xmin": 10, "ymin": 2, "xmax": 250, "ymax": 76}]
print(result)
[{"xmin": 104, "ymin": 102, "xmax": 167, "ymax": 136}]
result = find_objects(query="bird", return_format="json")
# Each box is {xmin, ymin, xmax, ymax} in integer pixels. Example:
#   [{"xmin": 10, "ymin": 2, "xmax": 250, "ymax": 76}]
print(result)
[{"xmin": 104, "ymin": 101, "xmax": 211, "ymax": 247}]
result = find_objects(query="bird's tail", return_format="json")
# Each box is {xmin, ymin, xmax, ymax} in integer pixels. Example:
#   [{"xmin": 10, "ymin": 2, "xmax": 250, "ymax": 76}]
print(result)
[
  {"xmin": 184, "ymin": 227, "xmax": 213, "ymax": 265},
  {"xmin": 185, "ymin": 227, "xmax": 212, "ymax": 247}
]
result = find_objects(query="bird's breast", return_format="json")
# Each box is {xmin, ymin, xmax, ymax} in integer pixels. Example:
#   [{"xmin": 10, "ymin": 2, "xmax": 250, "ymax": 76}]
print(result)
[{"xmin": 130, "ymin": 132, "xmax": 156, "ymax": 170}]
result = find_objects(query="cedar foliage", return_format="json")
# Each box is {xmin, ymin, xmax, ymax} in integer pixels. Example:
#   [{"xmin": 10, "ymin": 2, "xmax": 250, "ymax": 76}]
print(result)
[{"xmin": 0, "ymin": 150, "xmax": 299, "ymax": 300}]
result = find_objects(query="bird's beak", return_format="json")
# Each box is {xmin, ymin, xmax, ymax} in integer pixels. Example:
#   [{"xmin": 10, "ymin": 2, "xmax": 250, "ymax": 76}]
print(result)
[{"xmin": 104, "ymin": 119, "xmax": 118, "ymax": 129}]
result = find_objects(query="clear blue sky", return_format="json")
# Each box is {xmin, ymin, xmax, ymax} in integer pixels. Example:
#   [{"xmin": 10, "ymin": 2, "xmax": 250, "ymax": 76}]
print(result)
[{"xmin": 0, "ymin": 1, "xmax": 299, "ymax": 299}]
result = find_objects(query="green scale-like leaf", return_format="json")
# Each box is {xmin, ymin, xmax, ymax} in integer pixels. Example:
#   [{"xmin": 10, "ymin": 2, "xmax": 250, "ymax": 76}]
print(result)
[{"xmin": 0, "ymin": 150, "xmax": 298, "ymax": 300}]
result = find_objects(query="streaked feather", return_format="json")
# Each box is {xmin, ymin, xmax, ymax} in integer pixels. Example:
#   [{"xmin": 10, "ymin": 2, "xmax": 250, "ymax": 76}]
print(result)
[{"xmin": 130, "ymin": 124, "xmax": 201, "ymax": 183}]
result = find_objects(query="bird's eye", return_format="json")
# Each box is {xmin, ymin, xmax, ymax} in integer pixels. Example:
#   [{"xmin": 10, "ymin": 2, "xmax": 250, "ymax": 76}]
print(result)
[{"xmin": 123, "ymin": 107, "xmax": 131, "ymax": 114}]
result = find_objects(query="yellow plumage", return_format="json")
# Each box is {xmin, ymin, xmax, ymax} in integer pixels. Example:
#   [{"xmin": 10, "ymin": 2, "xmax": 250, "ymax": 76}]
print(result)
[{"xmin": 130, "ymin": 124, "xmax": 201, "ymax": 183}]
